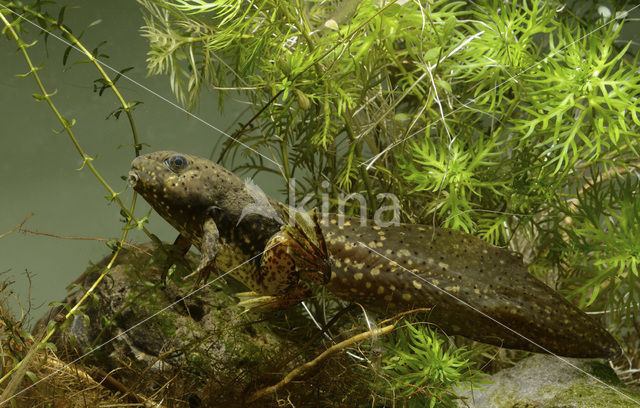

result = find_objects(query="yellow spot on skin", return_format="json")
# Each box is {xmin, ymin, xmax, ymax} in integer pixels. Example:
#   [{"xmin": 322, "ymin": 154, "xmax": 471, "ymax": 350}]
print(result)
[
  {"xmin": 402, "ymin": 293, "xmax": 412, "ymax": 301},
  {"xmin": 445, "ymin": 285, "xmax": 460, "ymax": 293},
  {"xmin": 431, "ymin": 279, "xmax": 440, "ymax": 286},
  {"xmin": 354, "ymin": 272, "xmax": 364, "ymax": 281},
  {"xmin": 354, "ymin": 262, "xmax": 365, "ymax": 269},
  {"xmin": 389, "ymin": 285, "xmax": 396, "ymax": 291},
  {"xmin": 365, "ymin": 282, "xmax": 372, "ymax": 289},
  {"xmin": 499, "ymin": 259, "xmax": 505, "ymax": 264},
  {"xmin": 398, "ymin": 249, "xmax": 411, "ymax": 257},
  {"xmin": 370, "ymin": 267, "xmax": 381, "ymax": 276},
  {"xmin": 344, "ymin": 220, "xmax": 351, "ymax": 226},
  {"xmin": 438, "ymin": 261, "xmax": 449, "ymax": 269},
  {"xmin": 412, "ymin": 280, "xmax": 422, "ymax": 290},
  {"xmin": 379, "ymin": 235, "xmax": 386, "ymax": 241},
  {"xmin": 385, "ymin": 249, "xmax": 393, "ymax": 255},
  {"xmin": 368, "ymin": 241, "xmax": 377, "ymax": 247},
  {"xmin": 330, "ymin": 271, "xmax": 337, "ymax": 280},
  {"xmin": 377, "ymin": 286, "xmax": 385, "ymax": 294},
  {"xmin": 474, "ymin": 289, "xmax": 480, "ymax": 295},
  {"xmin": 373, "ymin": 225, "xmax": 381, "ymax": 230},
  {"xmin": 330, "ymin": 218, "xmax": 337, "ymax": 224},
  {"xmin": 334, "ymin": 235, "xmax": 346, "ymax": 243},
  {"xmin": 384, "ymin": 295, "xmax": 392, "ymax": 301},
  {"xmin": 334, "ymin": 259, "xmax": 342, "ymax": 268},
  {"xmin": 407, "ymin": 259, "xmax": 413, "ymax": 266},
  {"xmin": 350, "ymin": 288, "xmax": 358, "ymax": 293},
  {"xmin": 376, "ymin": 242, "xmax": 383, "ymax": 248}
]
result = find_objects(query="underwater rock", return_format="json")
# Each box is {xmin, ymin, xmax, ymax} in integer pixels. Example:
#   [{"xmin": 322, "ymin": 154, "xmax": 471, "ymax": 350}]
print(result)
[{"xmin": 455, "ymin": 354, "xmax": 640, "ymax": 408}]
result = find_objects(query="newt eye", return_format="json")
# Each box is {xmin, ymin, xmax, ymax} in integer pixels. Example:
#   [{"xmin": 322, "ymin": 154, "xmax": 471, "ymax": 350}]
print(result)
[{"xmin": 164, "ymin": 155, "xmax": 189, "ymax": 173}]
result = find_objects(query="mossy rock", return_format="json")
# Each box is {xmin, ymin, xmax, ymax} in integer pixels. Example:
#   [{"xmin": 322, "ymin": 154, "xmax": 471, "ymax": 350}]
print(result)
[
  {"xmin": 36, "ymin": 243, "xmax": 372, "ymax": 407},
  {"xmin": 455, "ymin": 354, "xmax": 640, "ymax": 408}
]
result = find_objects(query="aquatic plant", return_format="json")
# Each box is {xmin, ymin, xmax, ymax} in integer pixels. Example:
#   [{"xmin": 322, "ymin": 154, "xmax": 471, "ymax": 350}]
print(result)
[{"xmin": 139, "ymin": 0, "xmax": 639, "ymax": 333}]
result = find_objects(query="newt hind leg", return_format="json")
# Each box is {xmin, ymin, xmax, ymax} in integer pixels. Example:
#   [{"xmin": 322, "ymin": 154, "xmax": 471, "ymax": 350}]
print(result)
[
  {"xmin": 236, "ymin": 281, "xmax": 312, "ymax": 311},
  {"xmin": 242, "ymin": 209, "xmax": 332, "ymax": 311},
  {"xmin": 238, "ymin": 232, "xmax": 311, "ymax": 311}
]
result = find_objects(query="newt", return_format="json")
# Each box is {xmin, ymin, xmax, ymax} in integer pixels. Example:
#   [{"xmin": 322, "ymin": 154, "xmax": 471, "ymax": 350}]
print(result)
[{"xmin": 128, "ymin": 151, "xmax": 621, "ymax": 359}]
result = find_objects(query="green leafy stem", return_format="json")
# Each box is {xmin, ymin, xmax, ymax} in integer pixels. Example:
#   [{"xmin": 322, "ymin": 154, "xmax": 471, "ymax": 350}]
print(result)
[{"xmin": 0, "ymin": 4, "xmax": 159, "ymax": 397}]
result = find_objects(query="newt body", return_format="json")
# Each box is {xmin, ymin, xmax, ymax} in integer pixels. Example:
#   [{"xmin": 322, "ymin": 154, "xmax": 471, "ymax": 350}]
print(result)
[{"xmin": 129, "ymin": 151, "xmax": 620, "ymax": 359}]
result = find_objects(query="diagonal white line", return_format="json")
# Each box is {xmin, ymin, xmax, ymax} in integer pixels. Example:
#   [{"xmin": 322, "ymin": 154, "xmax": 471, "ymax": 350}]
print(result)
[
  {"xmin": 363, "ymin": 4, "xmax": 640, "ymax": 170},
  {"xmin": 0, "ymin": 240, "xmax": 282, "ymax": 406},
  {"xmin": 358, "ymin": 241, "xmax": 640, "ymax": 406},
  {"xmin": 0, "ymin": 4, "xmax": 283, "ymax": 171},
  {"xmin": 300, "ymin": 301, "xmax": 366, "ymax": 361}
]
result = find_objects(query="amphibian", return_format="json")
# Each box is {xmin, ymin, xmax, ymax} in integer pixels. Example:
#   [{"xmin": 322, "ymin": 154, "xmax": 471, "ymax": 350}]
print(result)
[{"xmin": 128, "ymin": 151, "xmax": 621, "ymax": 359}]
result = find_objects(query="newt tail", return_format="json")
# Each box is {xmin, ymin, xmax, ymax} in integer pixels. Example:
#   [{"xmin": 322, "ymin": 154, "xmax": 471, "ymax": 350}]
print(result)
[{"xmin": 129, "ymin": 151, "xmax": 621, "ymax": 359}]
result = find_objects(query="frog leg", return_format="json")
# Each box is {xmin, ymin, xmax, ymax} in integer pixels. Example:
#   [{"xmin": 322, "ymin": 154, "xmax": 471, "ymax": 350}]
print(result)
[
  {"xmin": 184, "ymin": 215, "xmax": 221, "ymax": 285},
  {"xmin": 236, "ymin": 281, "xmax": 312, "ymax": 311},
  {"xmin": 237, "ymin": 209, "xmax": 331, "ymax": 311},
  {"xmin": 236, "ymin": 231, "xmax": 305, "ymax": 311}
]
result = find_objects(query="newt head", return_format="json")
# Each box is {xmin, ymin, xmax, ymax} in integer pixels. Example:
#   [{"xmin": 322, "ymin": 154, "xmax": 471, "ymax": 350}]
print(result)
[
  {"xmin": 129, "ymin": 151, "xmax": 239, "ymax": 232},
  {"xmin": 131, "ymin": 151, "xmax": 201, "ymax": 209},
  {"xmin": 129, "ymin": 151, "xmax": 282, "ymax": 240}
]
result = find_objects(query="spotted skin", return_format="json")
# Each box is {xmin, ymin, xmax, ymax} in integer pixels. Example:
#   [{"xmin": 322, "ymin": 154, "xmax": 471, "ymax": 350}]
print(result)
[
  {"xmin": 193, "ymin": 216, "xmax": 220, "ymax": 282},
  {"xmin": 129, "ymin": 151, "xmax": 621, "ymax": 359},
  {"xmin": 261, "ymin": 232, "xmax": 304, "ymax": 293}
]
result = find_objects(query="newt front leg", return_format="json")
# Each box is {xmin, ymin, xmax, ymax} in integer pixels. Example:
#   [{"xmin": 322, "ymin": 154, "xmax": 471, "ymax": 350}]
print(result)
[{"xmin": 184, "ymin": 209, "xmax": 221, "ymax": 284}]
